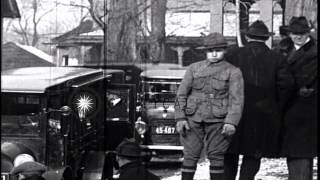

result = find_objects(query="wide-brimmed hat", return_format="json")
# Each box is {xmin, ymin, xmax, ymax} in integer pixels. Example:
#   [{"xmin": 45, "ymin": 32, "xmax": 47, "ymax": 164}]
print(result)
[
  {"xmin": 286, "ymin": 16, "xmax": 311, "ymax": 34},
  {"xmin": 241, "ymin": 20, "xmax": 275, "ymax": 37},
  {"xmin": 115, "ymin": 139, "xmax": 141, "ymax": 158},
  {"xmin": 197, "ymin": 32, "xmax": 228, "ymax": 50},
  {"xmin": 10, "ymin": 161, "xmax": 46, "ymax": 175}
]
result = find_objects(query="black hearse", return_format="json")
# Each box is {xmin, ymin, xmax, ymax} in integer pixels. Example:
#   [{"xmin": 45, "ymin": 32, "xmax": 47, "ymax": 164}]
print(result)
[{"xmin": 1, "ymin": 67, "xmax": 136, "ymax": 180}]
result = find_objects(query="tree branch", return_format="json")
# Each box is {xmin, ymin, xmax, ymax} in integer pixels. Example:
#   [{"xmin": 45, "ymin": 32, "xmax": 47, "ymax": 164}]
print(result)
[
  {"xmin": 36, "ymin": 8, "xmax": 54, "ymax": 24},
  {"xmin": 87, "ymin": 0, "xmax": 105, "ymax": 30}
]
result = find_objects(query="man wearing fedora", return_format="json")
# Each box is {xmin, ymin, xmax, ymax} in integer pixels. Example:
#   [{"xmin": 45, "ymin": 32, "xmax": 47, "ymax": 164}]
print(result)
[
  {"xmin": 175, "ymin": 32, "xmax": 244, "ymax": 180},
  {"xmin": 223, "ymin": 20, "xmax": 294, "ymax": 180},
  {"xmin": 281, "ymin": 16, "xmax": 317, "ymax": 180},
  {"xmin": 114, "ymin": 138, "xmax": 160, "ymax": 180}
]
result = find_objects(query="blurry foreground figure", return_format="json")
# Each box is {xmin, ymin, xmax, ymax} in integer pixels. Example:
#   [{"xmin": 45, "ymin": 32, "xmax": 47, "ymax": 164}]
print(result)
[
  {"xmin": 10, "ymin": 161, "xmax": 46, "ymax": 180},
  {"xmin": 115, "ymin": 139, "xmax": 160, "ymax": 180}
]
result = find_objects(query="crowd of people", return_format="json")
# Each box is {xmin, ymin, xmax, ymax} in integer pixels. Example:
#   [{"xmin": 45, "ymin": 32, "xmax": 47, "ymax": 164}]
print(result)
[
  {"xmin": 9, "ymin": 15, "xmax": 316, "ymax": 180},
  {"xmin": 176, "ymin": 15, "xmax": 317, "ymax": 180}
]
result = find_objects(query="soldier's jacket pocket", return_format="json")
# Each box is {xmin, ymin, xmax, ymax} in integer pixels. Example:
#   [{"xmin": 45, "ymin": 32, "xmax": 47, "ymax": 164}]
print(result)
[
  {"xmin": 211, "ymin": 76, "xmax": 229, "ymax": 90},
  {"xmin": 210, "ymin": 98, "xmax": 228, "ymax": 118},
  {"xmin": 185, "ymin": 98, "xmax": 197, "ymax": 115},
  {"xmin": 192, "ymin": 77, "xmax": 206, "ymax": 90}
]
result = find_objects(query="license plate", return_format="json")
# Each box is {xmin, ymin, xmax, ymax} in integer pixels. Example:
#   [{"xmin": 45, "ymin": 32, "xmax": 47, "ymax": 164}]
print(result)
[
  {"xmin": 155, "ymin": 125, "xmax": 176, "ymax": 134},
  {"xmin": 1, "ymin": 174, "xmax": 9, "ymax": 180}
]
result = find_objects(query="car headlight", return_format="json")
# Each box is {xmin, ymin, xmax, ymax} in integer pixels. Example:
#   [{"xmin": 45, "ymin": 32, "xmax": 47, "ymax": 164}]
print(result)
[
  {"xmin": 13, "ymin": 154, "xmax": 35, "ymax": 167},
  {"xmin": 135, "ymin": 117, "xmax": 146, "ymax": 138}
]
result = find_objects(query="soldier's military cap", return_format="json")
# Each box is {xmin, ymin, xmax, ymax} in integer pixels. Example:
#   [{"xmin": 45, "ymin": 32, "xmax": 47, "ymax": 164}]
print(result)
[
  {"xmin": 10, "ymin": 161, "xmax": 46, "ymax": 175},
  {"xmin": 197, "ymin": 32, "xmax": 228, "ymax": 50}
]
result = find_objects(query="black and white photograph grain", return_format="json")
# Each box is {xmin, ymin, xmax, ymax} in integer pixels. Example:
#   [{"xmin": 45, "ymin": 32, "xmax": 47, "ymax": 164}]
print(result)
[{"xmin": 1, "ymin": 0, "xmax": 317, "ymax": 179}]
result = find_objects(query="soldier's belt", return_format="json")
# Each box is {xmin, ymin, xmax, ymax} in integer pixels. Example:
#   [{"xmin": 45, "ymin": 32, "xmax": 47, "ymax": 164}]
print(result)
[{"xmin": 190, "ymin": 92, "xmax": 227, "ymax": 99}]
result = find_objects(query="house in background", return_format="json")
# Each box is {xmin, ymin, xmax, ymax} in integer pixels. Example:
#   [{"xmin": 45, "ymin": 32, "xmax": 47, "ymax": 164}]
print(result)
[
  {"xmin": 1, "ymin": 42, "xmax": 55, "ymax": 70},
  {"xmin": 49, "ymin": 0, "xmax": 283, "ymax": 67}
]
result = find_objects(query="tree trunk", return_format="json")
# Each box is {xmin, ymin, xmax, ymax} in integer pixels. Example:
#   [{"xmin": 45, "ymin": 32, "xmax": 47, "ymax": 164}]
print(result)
[
  {"xmin": 105, "ymin": 0, "xmax": 138, "ymax": 63},
  {"xmin": 150, "ymin": 0, "xmax": 167, "ymax": 63}
]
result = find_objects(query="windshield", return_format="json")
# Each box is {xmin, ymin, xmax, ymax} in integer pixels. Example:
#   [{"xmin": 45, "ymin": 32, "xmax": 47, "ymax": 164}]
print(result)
[
  {"xmin": 143, "ymin": 80, "xmax": 180, "ymax": 102},
  {"xmin": 1, "ymin": 94, "xmax": 42, "ymax": 136}
]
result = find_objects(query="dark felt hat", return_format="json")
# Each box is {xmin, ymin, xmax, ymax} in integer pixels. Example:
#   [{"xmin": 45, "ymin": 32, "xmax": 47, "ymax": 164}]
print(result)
[
  {"xmin": 197, "ymin": 32, "xmax": 228, "ymax": 50},
  {"xmin": 286, "ymin": 16, "xmax": 311, "ymax": 34},
  {"xmin": 10, "ymin": 161, "xmax": 46, "ymax": 175},
  {"xmin": 242, "ymin": 20, "xmax": 275, "ymax": 37},
  {"xmin": 115, "ymin": 139, "xmax": 141, "ymax": 158}
]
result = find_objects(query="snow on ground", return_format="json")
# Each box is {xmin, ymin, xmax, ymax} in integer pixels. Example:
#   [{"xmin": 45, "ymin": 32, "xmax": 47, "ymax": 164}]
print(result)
[{"xmin": 161, "ymin": 156, "xmax": 318, "ymax": 180}]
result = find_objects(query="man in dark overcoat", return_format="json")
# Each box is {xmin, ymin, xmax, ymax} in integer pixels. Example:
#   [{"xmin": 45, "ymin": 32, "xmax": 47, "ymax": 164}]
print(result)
[
  {"xmin": 281, "ymin": 16, "xmax": 317, "ymax": 180},
  {"xmin": 223, "ymin": 20, "xmax": 295, "ymax": 180}
]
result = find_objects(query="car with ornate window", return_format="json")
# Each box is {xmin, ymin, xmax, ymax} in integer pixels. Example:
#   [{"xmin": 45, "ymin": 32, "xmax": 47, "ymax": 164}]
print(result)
[{"xmin": 1, "ymin": 67, "xmax": 136, "ymax": 180}]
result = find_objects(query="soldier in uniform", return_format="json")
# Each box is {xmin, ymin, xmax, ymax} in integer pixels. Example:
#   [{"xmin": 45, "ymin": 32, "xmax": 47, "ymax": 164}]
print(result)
[
  {"xmin": 175, "ymin": 32, "xmax": 244, "ymax": 180},
  {"xmin": 10, "ymin": 161, "xmax": 46, "ymax": 180}
]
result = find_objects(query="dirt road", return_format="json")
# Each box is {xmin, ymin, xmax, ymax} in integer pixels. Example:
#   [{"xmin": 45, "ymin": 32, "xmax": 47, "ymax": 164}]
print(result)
[{"xmin": 149, "ymin": 156, "xmax": 318, "ymax": 180}]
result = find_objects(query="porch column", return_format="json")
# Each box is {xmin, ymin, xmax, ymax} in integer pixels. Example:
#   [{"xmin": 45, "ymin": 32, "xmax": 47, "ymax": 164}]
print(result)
[
  {"xmin": 170, "ymin": 46, "xmax": 190, "ymax": 67},
  {"xmin": 210, "ymin": 0, "xmax": 223, "ymax": 33},
  {"xmin": 80, "ymin": 45, "xmax": 85, "ymax": 65},
  {"xmin": 258, "ymin": 0, "xmax": 274, "ymax": 48}
]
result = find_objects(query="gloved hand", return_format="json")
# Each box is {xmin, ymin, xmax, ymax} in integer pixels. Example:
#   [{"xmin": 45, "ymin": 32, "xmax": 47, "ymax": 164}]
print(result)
[
  {"xmin": 221, "ymin": 123, "xmax": 236, "ymax": 137},
  {"xmin": 176, "ymin": 120, "xmax": 190, "ymax": 136}
]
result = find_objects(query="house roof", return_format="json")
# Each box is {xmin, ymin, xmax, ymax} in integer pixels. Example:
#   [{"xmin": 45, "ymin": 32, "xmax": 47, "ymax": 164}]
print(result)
[
  {"xmin": 15, "ymin": 43, "xmax": 53, "ymax": 63},
  {"xmin": 51, "ymin": 20, "xmax": 95, "ymax": 43}
]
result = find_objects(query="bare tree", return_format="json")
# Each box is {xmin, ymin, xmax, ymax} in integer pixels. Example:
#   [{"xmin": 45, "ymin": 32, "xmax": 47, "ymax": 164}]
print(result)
[
  {"xmin": 11, "ymin": 0, "xmax": 53, "ymax": 47},
  {"xmin": 150, "ymin": 0, "xmax": 167, "ymax": 63},
  {"xmin": 106, "ymin": 0, "xmax": 138, "ymax": 63}
]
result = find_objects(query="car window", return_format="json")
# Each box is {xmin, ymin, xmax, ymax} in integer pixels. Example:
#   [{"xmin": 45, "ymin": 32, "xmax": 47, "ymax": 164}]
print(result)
[
  {"xmin": 143, "ymin": 81, "xmax": 180, "ymax": 102},
  {"xmin": 1, "ymin": 94, "xmax": 42, "ymax": 136},
  {"xmin": 106, "ymin": 90, "xmax": 130, "ymax": 121}
]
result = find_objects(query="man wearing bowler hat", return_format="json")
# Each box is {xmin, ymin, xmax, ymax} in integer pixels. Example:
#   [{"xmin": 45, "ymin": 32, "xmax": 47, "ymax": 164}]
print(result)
[
  {"xmin": 223, "ymin": 20, "xmax": 294, "ymax": 180},
  {"xmin": 281, "ymin": 16, "xmax": 317, "ymax": 180},
  {"xmin": 175, "ymin": 32, "xmax": 244, "ymax": 180},
  {"xmin": 115, "ymin": 138, "xmax": 159, "ymax": 180}
]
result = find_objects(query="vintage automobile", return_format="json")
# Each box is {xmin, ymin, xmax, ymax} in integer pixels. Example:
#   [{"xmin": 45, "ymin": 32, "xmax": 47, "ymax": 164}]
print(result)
[
  {"xmin": 136, "ymin": 68, "xmax": 187, "ymax": 159},
  {"xmin": 1, "ymin": 67, "xmax": 136, "ymax": 180}
]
